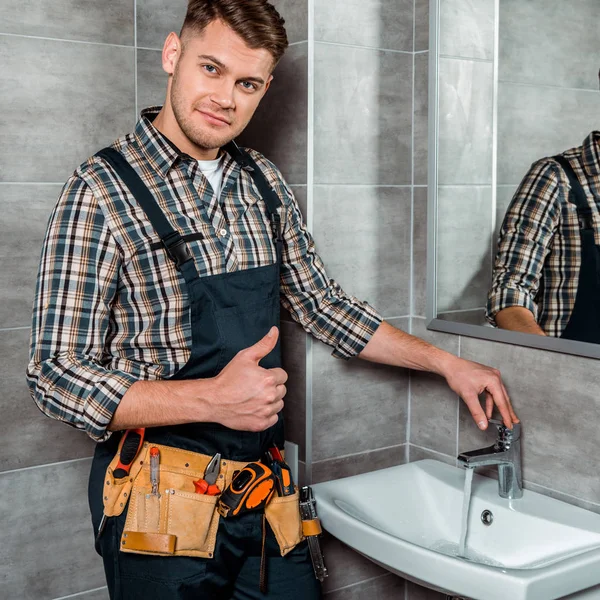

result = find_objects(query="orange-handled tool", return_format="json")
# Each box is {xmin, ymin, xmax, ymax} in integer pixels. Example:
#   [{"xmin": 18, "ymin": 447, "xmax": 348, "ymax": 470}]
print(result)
[
  {"xmin": 113, "ymin": 428, "xmax": 145, "ymax": 479},
  {"xmin": 217, "ymin": 462, "xmax": 275, "ymax": 518},
  {"xmin": 193, "ymin": 453, "xmax": 221, "ymax": 495}
]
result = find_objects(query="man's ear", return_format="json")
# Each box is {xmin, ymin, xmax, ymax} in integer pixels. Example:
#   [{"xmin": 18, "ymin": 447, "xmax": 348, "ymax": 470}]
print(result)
[
  {"xmin": 264, "ymin": 74, "xmax": 274, "ymax": 94},
  {"xmin": 162, "ymin": 32, "xmax": 181, "ymax": 76}
]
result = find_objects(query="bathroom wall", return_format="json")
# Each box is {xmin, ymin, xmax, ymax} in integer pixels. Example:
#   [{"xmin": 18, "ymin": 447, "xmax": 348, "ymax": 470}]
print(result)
[
  {"xmin": 435, "ymin": 0, "xmax": 495, "ymax": 319},
  {"xmin": 496, "ymin": 0, "xmax": 600, "ymax": 236},
  {"xmin": 0, "ymin": 0, "xmax": 422, "ymax": 598},
  {"xmin": 409, "ymin": 2, "xmax": 600, "ymax": 599}
]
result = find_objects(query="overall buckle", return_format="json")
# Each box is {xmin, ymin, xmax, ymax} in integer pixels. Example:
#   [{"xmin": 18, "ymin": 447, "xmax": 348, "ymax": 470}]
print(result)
[{"xmin": 162, "ymin": 234, "xmax": 192, "ymax": 271}]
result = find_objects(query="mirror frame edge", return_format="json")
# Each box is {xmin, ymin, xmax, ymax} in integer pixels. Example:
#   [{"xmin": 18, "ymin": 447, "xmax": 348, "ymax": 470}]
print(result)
[{"xmin": 423, "ymin": 0, "xmax": 600, "ymax": 360}]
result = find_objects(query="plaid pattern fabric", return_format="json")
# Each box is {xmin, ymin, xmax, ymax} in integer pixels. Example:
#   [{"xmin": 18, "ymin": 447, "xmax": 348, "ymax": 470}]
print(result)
[
  {"xmin": 487, "ymin": 131, "xmax": 600, "ymax": 336},
  {"xmin": 27, "ymin": 107, "xmax": 382, "ymax": 441}
]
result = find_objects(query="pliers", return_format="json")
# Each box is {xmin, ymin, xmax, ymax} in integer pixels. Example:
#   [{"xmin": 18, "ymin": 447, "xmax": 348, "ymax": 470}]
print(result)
[{"xmin": 193, "ymin": 452, "xmax": 221, "ymax": 495}]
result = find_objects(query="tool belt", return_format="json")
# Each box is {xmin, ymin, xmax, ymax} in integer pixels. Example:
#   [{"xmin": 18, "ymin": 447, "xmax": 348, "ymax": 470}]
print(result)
[{"xmin": 102, "ymin": 442, "xmax": 304, "ymax": 558}]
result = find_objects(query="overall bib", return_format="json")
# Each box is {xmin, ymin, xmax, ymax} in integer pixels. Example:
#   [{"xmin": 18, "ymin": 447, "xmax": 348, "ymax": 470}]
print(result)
[
  {"xmin": 553, "ymin": 155, "xmax": 600, "ymax": 344},
  {"xmin": 87, "ymin": 144, "xmax": 321, "ymax": 600}
]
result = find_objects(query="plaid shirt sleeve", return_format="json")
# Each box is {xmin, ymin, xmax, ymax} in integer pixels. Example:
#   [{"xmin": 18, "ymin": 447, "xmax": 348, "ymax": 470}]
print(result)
[
  {"xmin": 486, "ymin": 159, "xmax": 562, "ymax": 325},
  {"xmin": 26, "ymin": 175, "xmax": 138, "ymax": 442},
  {"xmin": 272, "ymin": 177, "xmax": 383, "ymax": 359}
]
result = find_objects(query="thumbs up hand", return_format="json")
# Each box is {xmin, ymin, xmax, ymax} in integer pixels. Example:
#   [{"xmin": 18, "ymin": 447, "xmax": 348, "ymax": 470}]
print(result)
[{"xmin": 208, "ymin": 327, "xmax": 288, "ymax": 432}]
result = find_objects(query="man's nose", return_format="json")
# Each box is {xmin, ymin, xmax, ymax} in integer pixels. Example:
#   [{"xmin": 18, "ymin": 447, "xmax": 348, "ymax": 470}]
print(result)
[{"xmin": 209, "ymin": 80, "xmax": 236, "ymax": 109}]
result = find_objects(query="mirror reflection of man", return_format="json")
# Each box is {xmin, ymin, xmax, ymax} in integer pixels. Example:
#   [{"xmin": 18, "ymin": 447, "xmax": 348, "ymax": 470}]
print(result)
[{"xmin": 487, "ymin": 128, "xmax": 600, "ymax": 342}]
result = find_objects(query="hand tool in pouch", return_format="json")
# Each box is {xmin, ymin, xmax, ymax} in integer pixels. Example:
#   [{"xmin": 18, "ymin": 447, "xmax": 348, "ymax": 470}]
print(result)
[
  {"xmin": 263, "ymin": 447, "xmax": 295, "ymax": 496},
  {"xmin": 149, "ymin": 446, "xmax": 160, "ymax": 496},
  {"xmin": 217, "ymin": 462, "xmax": 275, "ymax": 517},
  {"xmin": 96, "ymin": 428, "xmax": 145, "ymax": 543},
  {"xmin": 299, "ymin": 486, "xmax": 329, "ymax": 581},
  {"xmin": 193, "ymin": 453, "xmax": 221, "ymax": 495}
]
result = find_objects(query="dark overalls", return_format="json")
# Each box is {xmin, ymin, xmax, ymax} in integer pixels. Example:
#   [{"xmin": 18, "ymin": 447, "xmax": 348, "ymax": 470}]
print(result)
[
  {"xmin": 553, "ymin": 155, "xmax": 600, "ymax": 344},
  {"xmin": 87, "ymin": 144, "xmax": 321, "ymax": 600}
]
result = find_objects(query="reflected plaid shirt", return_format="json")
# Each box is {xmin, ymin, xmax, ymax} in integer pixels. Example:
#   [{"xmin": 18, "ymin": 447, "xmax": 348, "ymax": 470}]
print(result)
[
  {"xmin": 487, "ymin": 131, "xmax": 600, "ymax": 336},
  {"xmin": 27, "ymin": 107, "xmax": 382, "ymax": 441}
]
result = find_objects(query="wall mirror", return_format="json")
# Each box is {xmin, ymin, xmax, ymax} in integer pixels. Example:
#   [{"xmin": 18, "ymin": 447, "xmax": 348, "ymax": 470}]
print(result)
[{"xmin": 426, "ymin": 0, "xmax": 600, "ymax": 359}]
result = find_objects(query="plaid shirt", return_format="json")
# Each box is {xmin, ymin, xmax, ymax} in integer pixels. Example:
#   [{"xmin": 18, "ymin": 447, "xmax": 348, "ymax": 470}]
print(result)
[
  {"xmin": 487, "ymin": 131, "xmax": 600, "ymax": 336},
  {"xmin": 27, "ymin": 107, "xmax": 382, "ymax": 442}
]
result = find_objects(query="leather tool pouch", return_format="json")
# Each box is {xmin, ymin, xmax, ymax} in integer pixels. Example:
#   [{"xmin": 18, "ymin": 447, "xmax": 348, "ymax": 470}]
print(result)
[
  {"xmin": 264, "ymin": 487, "xmax": 304, "ymax": 557},
  {"xmin": 102, "ymin": 443, "xmax": 304, "ymax": 558}
]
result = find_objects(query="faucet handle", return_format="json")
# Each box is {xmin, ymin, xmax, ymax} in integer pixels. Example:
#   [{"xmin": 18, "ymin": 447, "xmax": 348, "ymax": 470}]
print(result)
[{"xmin": 488, "ymin": 418, "xmax": 521, "ymax": 440}]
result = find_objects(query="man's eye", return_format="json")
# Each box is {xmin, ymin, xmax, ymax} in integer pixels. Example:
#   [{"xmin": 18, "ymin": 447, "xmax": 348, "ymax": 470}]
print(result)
[
  {"xmin": 240, "ymin": 81, "xmax": 257, "ymax": 91},
  {"xmin": 203, "ymin": 65, "xmax": 217, "ymax": 74}
]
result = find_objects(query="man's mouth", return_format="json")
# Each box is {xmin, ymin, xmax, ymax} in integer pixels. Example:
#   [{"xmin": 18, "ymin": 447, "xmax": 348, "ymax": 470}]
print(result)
[{"xmin": 198, "ymin": 110, "xmax": 231, "ymax": 126}]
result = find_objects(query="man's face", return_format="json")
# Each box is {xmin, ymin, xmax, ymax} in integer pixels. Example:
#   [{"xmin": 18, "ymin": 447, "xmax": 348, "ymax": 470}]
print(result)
[{"xmin": 166, "ymin": 19, "xmax": 274, "ymax": 152}]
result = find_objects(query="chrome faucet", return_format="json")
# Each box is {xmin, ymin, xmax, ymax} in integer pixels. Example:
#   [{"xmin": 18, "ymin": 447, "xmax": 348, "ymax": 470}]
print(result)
[{"xmin": 457, "ymin": 419, "xmax": 523, "ymax": 500}]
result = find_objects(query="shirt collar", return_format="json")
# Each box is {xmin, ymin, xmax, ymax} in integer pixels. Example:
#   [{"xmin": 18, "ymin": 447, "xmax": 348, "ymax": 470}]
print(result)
[{"xmin": 581, "ymin": 131, "xmax": 600, "ymax": 177}]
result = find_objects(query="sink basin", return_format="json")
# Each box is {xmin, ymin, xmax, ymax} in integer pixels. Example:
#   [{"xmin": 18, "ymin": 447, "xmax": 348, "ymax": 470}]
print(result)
[{"xmin": 311, "ymin": 459, "xmax": 600, "ymax": 600}]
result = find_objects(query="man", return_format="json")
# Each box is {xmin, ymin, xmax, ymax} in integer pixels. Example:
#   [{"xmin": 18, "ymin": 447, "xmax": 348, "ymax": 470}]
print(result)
[
  {"xmin": 27, "ymin": 1, "xmax": 518, "ymax": 598},
  {"xmin": 487, "ymin": 131, "xmax": 600, "ymax": 343}
]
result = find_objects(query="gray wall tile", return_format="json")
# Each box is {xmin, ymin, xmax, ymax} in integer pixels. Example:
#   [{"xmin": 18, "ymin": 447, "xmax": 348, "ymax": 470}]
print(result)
[
  {"xmin": 414, "ymin": 0, "xmax": 430, "ymax": 52},
  {"xmin": 414, "ymin": 52, "xmax": 429, "ymax": 186},
  {"xmin": 312, "ymin": 317, "xmax": 409, "ymax": 462},
  {"xmin": 409, "ymin": 318, "xmax": 459, "ymax": 455},
  {"xmin": 271, "ymin": 0, "xmax": 308, "ymax": 44},
  {"xmin": 406, "ymin": 580, "xmax": 446, "ymax": 599},
  {"xmin": 499, "ymin": 0, "xmax": 600, "ymax": 91},
  {"xmin": 1, "ymin": 329, "xmax": 95, "ymax": 472},
  {"xmin": 238, "ymin": 42, "xmax": 308, "ymax": 184},
  {"xmin": 314, "ymin": 43, "xmax": 413, "ymax": 185},
  {"xmin": 321, "ymin": 534, "xmax": 389, "ymax": 594},
  {"xmin": 315, "ymin": 0, "xmax": 413, "ymax": 51},
  {"xmin": 439, "ymin": 0, "xmax": 495, "ymax": 60},
  {"xmin": 137, "ymin": 0, "xmax": 187, "ymax": 50},
  {"xmin": 413, "ymin": 187, "xmax": 428, "ymax": 318},
  {"xmin": 281, "ymin": 320, "xmax": 307, "ymax": 462},
  {"xmin": 438, "ymin": 57, "xmax": 494, "ymax": 185},
  {"xmin": 0, "ymin": 0, "xmax": 134, "ymax": 46},
  {"xmin": 325, "ymin": 574, "xmax": 405, "ymax": 599},
  {"xmin": 497, "ymin": 82, "xmax": 599, "ymax": 185},
  {"xmin": 408, "ymin": 444, "xmax": 456, "ymax": 466},
  {"xmin": 436, "ymin": 185, "xmax": 493, "ymax": 312},
  {"xmin": 312, "ymin": 186, "xmax": 411, "ymax": 318},
  {"xmin": 0, "ymin": 458, "xmax": 103, "ymax": 600},
  {"xmin": 290, "ymin": 185, "xmax": 307, "ymax": 222},
  {"xmin": 459, "ymin": 337, "xmax": 600, "ymax": 505},
  {"xmin": 0, "ymin": 185, "xmax": 62, "ymax": 328},
  {"xmin": 0, "ymin": 36, "xmax": 135, "ymax": 183},
  {"xmin": 437, "ymin": 309, "xmax": 487, "ymax": 326},
  {"xmin": 136, "ymin": 48, "xmax": 166, "ymax": 113},
  {"xmin": 313, "ymin": 444, "xmax": 406, "ymax": 484}
]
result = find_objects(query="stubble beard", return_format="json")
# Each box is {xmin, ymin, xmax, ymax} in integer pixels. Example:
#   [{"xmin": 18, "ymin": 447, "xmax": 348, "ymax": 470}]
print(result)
[{"xmin": 170, "ymin": 66, "xmax": 246, "ymax": 152}]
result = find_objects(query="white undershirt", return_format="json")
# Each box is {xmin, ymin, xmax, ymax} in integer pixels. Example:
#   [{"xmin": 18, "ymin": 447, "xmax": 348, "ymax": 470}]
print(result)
[{"xmin": 197, "ymin": 155, "xmax": 225, "ymax": 200}]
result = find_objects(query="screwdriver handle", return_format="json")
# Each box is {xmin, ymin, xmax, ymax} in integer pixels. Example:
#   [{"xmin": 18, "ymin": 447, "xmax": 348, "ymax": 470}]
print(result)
[{"xmin": 113, "ymin": 428, "xmax": 145, "ymax": 479}]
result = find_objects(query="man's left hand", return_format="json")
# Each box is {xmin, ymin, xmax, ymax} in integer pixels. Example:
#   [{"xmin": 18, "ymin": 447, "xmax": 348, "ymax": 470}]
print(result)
[{"xmin": 442, "ymin": 357, "xmax": 519, "ymax": 430}]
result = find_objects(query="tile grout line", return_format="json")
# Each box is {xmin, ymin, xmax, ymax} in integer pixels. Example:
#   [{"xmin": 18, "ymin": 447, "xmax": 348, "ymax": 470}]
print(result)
[
  {"xmin": 305, "ymin": 0, "xmax": 315, "ymax": 486},
  {"xmin": 134, "ymin": 0, "xmax": 138, "ymax": 118},
  {"xmin": 0, "ymin": 456, "xmax": 92, "ymax": 477},
  {"xmin": 317, "ymin": 39, "xmax": 413, "ymax": 55},
  {"xmin": 312, "ymin": 442, "xmax": 407, "ymax": 464},
  {"xmin": 0, "ymin": 31, "xmax": 133, "ymax": 49},
  {"xmin": 324, "ymin": 573, "xmax": 393, "ymax": 595},
  {"xmin": 53, "ymin": 587, "xmax": 108, "ymax": 600},
  {"xmin": 0, "ymin": 326, "xmax": 30, "ymax": 332}
]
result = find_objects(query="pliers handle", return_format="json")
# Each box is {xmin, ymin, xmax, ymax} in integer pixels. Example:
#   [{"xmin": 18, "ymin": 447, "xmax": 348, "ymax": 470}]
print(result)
[{"xmin": 193, "ymin": 453, "xmax": 221, "ymax": 495}]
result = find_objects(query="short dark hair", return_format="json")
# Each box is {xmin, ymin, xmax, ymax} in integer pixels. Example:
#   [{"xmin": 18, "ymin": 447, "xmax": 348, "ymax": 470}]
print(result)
[{"xmin": 181, "ymin": 0, "xmax": 289, "ymax": 67}]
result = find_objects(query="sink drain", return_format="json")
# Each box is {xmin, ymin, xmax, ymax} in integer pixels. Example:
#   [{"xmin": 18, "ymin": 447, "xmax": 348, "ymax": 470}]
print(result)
[{"xmin": 481, "ymin": 509, "xmax": 494, "ymax": 526}]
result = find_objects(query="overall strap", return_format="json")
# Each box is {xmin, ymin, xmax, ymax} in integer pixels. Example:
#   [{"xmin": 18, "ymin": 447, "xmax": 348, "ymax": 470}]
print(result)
[
  {"xmin": 553, "ymin": 155, "xmax": 594, "ymax": 231},
  {"xmin": 223, "ymin": 141, "xmax": 283, "ymax": 260},
  {"xmin": 95, "ymin": 147, "xmax": 199, "ymax": 283}
]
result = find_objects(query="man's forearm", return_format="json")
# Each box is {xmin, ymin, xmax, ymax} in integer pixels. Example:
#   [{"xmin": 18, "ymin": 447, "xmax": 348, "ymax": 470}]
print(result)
[
  {"xmin": 358, "ymin": 321, "xmax": 458, "ymax": 377},
  {"xmin": 495, "ymin": 306, "xmax": 546, "ymax": 335},
  {"xmin": 108, "ymin": 378, "xmax": 216, "ymax": 431}
]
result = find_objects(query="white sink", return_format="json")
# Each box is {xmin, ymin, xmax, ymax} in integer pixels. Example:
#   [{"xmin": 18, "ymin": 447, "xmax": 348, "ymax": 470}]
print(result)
[{"xmin": 311, "ymin": 459, "xmax": 600, "ymax": 600}]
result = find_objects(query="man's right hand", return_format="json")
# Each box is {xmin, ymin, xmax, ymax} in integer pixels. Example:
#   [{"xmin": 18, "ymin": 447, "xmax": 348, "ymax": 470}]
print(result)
[{"xmin": 208, "ymin": 326, "xmax": 288, "ymax": 432}]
